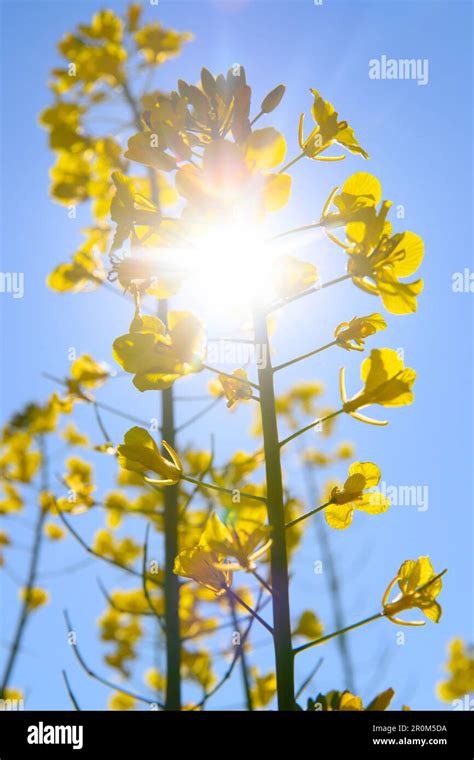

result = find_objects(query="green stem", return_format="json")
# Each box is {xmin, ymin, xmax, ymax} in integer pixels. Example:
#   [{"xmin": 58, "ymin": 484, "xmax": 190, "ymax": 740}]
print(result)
[
  {"xmin": 250, "ymin": 110, "xmax": 264, "ymax": 127},
  {"xmin": 273, "ymin": 340, "xmax": 337, "ymax": 374},
  {"xmin": 279, "ymin": 151, "xmax": 305, "ymax": 174},
  {"xmin": 201, "ymin": 363, "xmax": 259, "ymax": 391},
  {"xmin": 158, "ymin": 299, "xmax": 181, "ymax": 711},
  {"xmin": 227, "ymin": 589, "xmax": 274, "ymax": 635},
  {"xmin": 228, "ymin": 593, "xmax": 254, "ymax": 711},
  {"xmin": 254, "ymin": 308, "xmax": 295, "ymax": 710},
  {"xmin": 279, "ymin": 409, "xmax": 344, "ymax": 450},
  {"xmin": 252, "ymin": 569, "xmax": 273, "ymax": 595},
  {"xmin": 285, "ymin": 501, "xmax": 332, "ymax": 529},
  {"xmin": 268, "ymin": 222, "xmax": 323, "ymax": 242},
  {"xmin": 182, "ymin": 475, "xmax": 267, "ymax": 503},
  {"xmin": 0, "ymin": 435, "xmax": 48, "ymax": 697},
  {"xmin": 294, "ymin": 612, "xmax": 384, "ymax": 655},
  {"xmin": 268, "ymin": 273, "xmax": 352, "ymax": 314},
  {"xmin": 300, "ymin": 447, "xmax": 356, "ymax": 692}
]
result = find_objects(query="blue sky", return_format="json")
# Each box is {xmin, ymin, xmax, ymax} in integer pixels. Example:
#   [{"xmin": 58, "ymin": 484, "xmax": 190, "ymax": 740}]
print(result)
[{"xmin": 0, "ymin": 0, "xmax": 472, "ymax": 710}]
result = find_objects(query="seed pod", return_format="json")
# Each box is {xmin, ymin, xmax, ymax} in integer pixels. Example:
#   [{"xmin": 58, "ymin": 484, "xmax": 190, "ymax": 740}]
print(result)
[{"xmin": 261, "ymin": 84, "xmax": 286, "ymax": 114}]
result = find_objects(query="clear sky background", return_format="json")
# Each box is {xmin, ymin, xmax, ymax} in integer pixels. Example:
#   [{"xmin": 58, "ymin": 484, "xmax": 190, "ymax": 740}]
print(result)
[{"xmin": 0, "ymin": 0, "xmax": 472, "ymax": 711}]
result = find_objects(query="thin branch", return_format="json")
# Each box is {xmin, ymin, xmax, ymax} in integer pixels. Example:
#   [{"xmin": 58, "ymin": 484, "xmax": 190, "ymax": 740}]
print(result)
[
  {"xmin": 179, "ymin": 446, "xmax": 215, "ymax": 518},
  {"xmin": 267, "ymin": 222, "xmax": 323, "ymax": 242},
  {"xmin": 42, "ymin": 372, "xmax": 152, "ymax": 428},
  {"xmin": 201, "ymin": 363, "xmax": 259, "ymax": 391},
  {"xmin": 279, "ymin": 409, "xmax": 344, "ymax": 450},
  {"xmin": 56, "ymin": 505, "xmax": 161, "ymax": 587},
  {"xmin": 62, "ymin": 670, "xmax": 81, "ymax": 711},
  {"xmin": 279, "ymin": 151, "xmax": 305, "ymax": 174},
  {"xmin": 182, "ymin": 475, "xmax": 267, "ymax": 504},
  {"xmin": 176, "ymin": 397, "xmax": 221, "ymax": 433},
  {"xmin": 267, "ymin": 273, "xmax": 351, "ymax": 314},
  {"xmin": 227, "ymin": 588, "xmax": 274, "ymax": 635},
  {"xmin": 285, "ymin": 501, "xmax": 332, "ymax": 529},
  {"xmin": 252, "ymin": 569, "xmax": 273, "ymax": 595},
  {"xmin": 294, "ymin": 612, "xmax": 384, "ymax": 656},
  {"xmin": 63, "ymin": 610, "xmax": 163, "ymax": 708},
  {"xmin": 273, "ymin": 340, "xmax": 337, "ymax": 374},
  {"xmin": 295, "ymin": 658, "xmax": 323, "ymax": 700},
  {"xmin": 250, "ymin": 110, "xmax": 264, "ymax": 127},
  {"xmin": 228, "ymin": 593, "xmax": 253, "ymax": 711},
  {"xmin": 196, "ymin": 589, "xmax": 264, "ymax": 708},
  {"xmin": 97, "ymin": 577, "xmax": 154, "ymax": 617},
  {"xmin": 0, "ymin": 435, "xmax": 48, "ymax": 696}
]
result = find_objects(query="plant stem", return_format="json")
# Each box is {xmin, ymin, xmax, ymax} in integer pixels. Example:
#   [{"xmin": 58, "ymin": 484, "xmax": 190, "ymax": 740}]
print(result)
[
  {"xmin": 268, "ymin": 273, "xmax": 352, "ymax": 314},
  {"xmin": 268, "ymin": 222, "xmax": 323, "ymax": 242},
  {"xmin": 158, "ymin": 299, "xmax": 181, "ymax": 711},
  {"xmin": 252, "ymin": 569, "xmax": 273, "ymax": 595},
  {"xmin": 294, "ymin": 612, "xmax": 384, "ymax": 655},
  {"xmin": 250, "ymin": 110, "xmax": 263, "ymax": 127},
  {"xmin": 228, "ymin": 593, "xmax": 254, "ymax": 711},
  {"xmin": 182, "ymin": 475, "xmax": 267, "ymax": 503},
  {"xmin": 285, "ymin": 501, "xmax": 331, "ymax": 529},
  {"xmin": 227, "ymin": 589, "xmax": 273, "ymax": 635},
  {"xmin": 300, "ymin": 447, "xmax": 356, "ymax": 692},
  {"xmin": 0, "ymin": 435, "xmax": 48, "ymax": 697},
  {"xmin": 201, "ymin": 363, "xmax": 259, "ymax": 391},
  {"xmin": 279, "ymin": 151, "xmax": 305, "ymax": 174},
  {"xmin": 253, "ymin": 308, "xmax": 295, "ymax": 710},
  {"xmin": 273, "ymin": 340, "xmax": 337, "ymax": 373},
  {"xmin": 279, "ymin": 409, "xmax": 344, "ymax": 450}
]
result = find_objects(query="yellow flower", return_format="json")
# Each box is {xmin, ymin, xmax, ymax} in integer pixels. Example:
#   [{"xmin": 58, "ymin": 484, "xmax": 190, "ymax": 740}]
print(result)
[
  {"xmin": 19, "ymin": 587, "xmax": 49, "ymax": 610},
  {"xmin": 437, "ymin": 638, "xmax": 474, "ymax": 702},
  {"xmin": 145, "ymin": 668, "xmax": 166, "ymax": 693},
  {"xmin": 293, "ymin": 610, "xmax": 324, "ymax": 640},
  {"xmin": 110, "ymin": 171, "xmax": 162, "ymax": 252},
  {"xmin": 299, "ymin": 90, "xmax": 368, "ymax": 161},
  {"xmin": 47, "ymin": 248, "xmax": 105, "ymax": 293},
  {"xmin": 321, "ymin": 173, "xmax": 424, "ymax": 314},
  {"xmin": 111, "ymin": 588, "xmax": 161, "ymax": 615},
  {"xmin": 334, "ymin": 313, "xmax": 386, "ymax": 351},
  {"xmin": 108, "ymin": 691, "xmax": 136, "ymax": 711},
  {"xmin": 56, "ymin": 456, "xmax": 95, "ymax": 512},
  {"xmin": 61, "ymin": 422, "xmax": 90, "ymax": 447},
  {"xmin": 113, "ymin": 310, "xmax": 204, "ymax": 392},
  {"xmin": 335, "ymin": 441, "xmax": 355, "ymax": 460},
  {"xmin": 181, "ymin": 648, "xmax": 215, "ymax": 690},
  {"xmin": 216, "ymin": 369, "xmax": 254, "ymax": 409},
  {"xmin": 44, "ymin": 523, "xmax": 65, "ymax": 541},
  {"xmin": 321, "ymin": 172, "xmax": 382, "ymax": 228},
  {"xmin": 382, "ymin": 557, "xmax": 445, "ymax": 626},
  {"xmin": 117, "ymin": 427, "xmax": 183, "ymax": 486},
  {"xmin": 308, "ymin": 688, "xmax": 394, "ymax": 711},
  {"xmin": 0, "ymin": 688, "xmax": 24, "ymax": 708},
  {"xmin": 272, "ymin": 255, "xmax": 318, "ymax": 299},
  {"xmin": 340, "ymin": 348, "xmax": 416, "ymax": 426},
  {"xmin": 348, "ymin": 226, "xmax": 424, "ymax": 315},
  {"xmin": 67, "ymin": 354, "xmax": 110, "ymax": 397},
  {"xmin": 93, "ymin": 530, "xmax": 141, "ymax": 567},
  {"xmin": 325, "ymin": 461, "xmax": 389, "ymax": 529},
  {"xmin": 175, "ymin": 137, "xmax": 291, "ymax": 222},
  {"xmin": 199, "ymin": 512, "xmax": 272, "ymax": 571},
  {"xmin": 134, "ymin": 22, "xmax": 192, "ymax": 65},
  {"xmin": 173, "ymin": 545, "xmax": 232, "ymax": 596},
  {"xmin": 250, "ymin": 669, "xmax": 277, "ymax": 708}
]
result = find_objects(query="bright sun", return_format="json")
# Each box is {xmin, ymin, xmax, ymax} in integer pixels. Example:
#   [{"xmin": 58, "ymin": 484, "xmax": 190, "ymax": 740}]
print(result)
[
  {"xmin": 152, "ymin": 221, "xmax": 278, "ymax": 314},
  {"xmin": 188, "ymin": 223, "xmax": 275, "ymax": 311}
]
